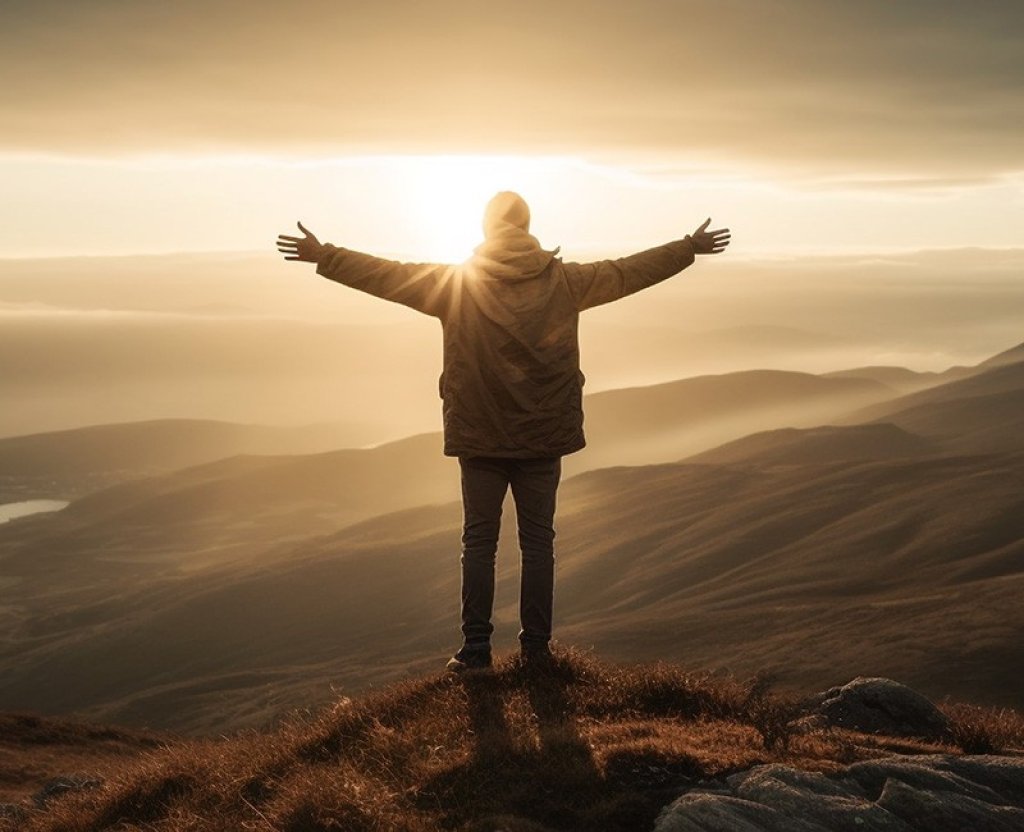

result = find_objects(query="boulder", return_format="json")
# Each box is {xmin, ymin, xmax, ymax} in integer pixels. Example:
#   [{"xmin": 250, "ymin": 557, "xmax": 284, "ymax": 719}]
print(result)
[
  {"xmin": 806, "ymin": 677, "xmax": 950, "ymax": 739},
  {"xmin": 655, "ymin": 754, "xmax": 1024, "ymax": 832}
]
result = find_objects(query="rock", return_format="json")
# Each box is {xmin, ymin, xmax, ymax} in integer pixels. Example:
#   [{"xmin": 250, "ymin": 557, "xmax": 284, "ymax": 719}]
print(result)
[
  {"xmin": 807, "ymin": 677, "xmax": 950, "ymax": 739},
  {"xmin": 727, "ymin": 765, "xmax": 910, "ymax": 830},
  {"xmin": 876, "ymin": 777, "xmax": 1024, "ymax": 832},
  {"xmin": 655, "ymin": 754, "xmax": 1024, "ymax": 832},
  {"xmin": 655, "ymin": 792, "xmax": 830, "ymax": 832}
]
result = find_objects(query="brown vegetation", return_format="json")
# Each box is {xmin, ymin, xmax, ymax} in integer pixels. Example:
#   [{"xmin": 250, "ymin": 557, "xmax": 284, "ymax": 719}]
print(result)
[
  {"xmin": 9, "ymin": 648, "xmax": 1019, "ymax": 832},
  {"xmin": 940, "ymin": 701, "xmax": 1024, "ymax": 755}
]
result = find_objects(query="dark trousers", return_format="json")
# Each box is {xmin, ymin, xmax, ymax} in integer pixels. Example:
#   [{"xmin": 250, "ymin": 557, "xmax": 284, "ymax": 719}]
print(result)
[{"xmin": 458, "ymin": 455, "xmax": 562, "ymax": 648}]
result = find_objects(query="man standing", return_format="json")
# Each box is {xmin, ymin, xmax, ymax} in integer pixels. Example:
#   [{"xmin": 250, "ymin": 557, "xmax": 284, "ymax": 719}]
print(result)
[{"xmin": 277, "ymin": 192, "xmax": 730, "ymax": 671}]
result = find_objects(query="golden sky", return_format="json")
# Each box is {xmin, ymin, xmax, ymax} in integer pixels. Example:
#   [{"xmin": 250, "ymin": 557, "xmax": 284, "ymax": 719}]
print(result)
[{"xmin": 2, "ymin": 0, "xmax": 1022, "ymax": 257}]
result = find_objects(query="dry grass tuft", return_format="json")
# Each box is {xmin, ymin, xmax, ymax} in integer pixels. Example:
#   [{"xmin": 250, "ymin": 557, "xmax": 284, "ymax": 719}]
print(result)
[
  {"xmin": 3, "ymin": 647, "xmax": 1018, "ymax": 832},
  {"xmin": 941, "ymin": 701, "xmax": 1024, "ymax": 754}
]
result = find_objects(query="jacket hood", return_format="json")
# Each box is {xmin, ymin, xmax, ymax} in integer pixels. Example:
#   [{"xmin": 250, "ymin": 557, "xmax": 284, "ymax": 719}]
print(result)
[{"xmin": 469, "ymin": 226, "xmax": 560, "ymax": 280}]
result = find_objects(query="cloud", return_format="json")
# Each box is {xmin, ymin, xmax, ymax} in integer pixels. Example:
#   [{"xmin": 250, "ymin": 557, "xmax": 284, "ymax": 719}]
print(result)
[{"xmin": 2, "ymin": 1, "xmax": 1022, "ymax": 178}]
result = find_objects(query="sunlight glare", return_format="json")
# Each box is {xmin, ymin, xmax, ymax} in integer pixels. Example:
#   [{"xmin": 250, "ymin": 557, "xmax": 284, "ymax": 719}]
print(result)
[{"xmin": 396, "ymin": 156, "xmax": 556, "ymax": 263}]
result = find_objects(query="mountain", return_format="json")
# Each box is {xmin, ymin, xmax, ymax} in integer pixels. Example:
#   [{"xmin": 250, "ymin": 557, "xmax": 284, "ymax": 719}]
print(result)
[
  {"xmin": 685, "ymin": 422, "xmax": 938, "ymax": 466},
  {"xmin": 0, "ymin": 418, "xmax": 387, "ymax": 502},
  {"xmin": 976, "ymin": 340, "xmax": 1024, "ymax": 369},
  {"xmin": 569, "ymin": 369, "xmax": 894, "ymax": 471},
  {"xmin": 820, "ymin": 365, "xmax": 953, "ymax": 392},
  {"xmin": 2, "ymin": 448, "xmax": 1021, "ymax": 735},
  {"xmin": 1, "ymin": 341, "xmax": 1022, "ymax": 734},
  {"xmin": 0, "ymin": 432, "xmax": 454, "ymax": 584},
  {"xmin": 0, "ymin": 366, "xmax": 899, "ymax": 579},
  {"xmin": 838, "ymin": 353, "xmax": 1024, "ymax": 454}
]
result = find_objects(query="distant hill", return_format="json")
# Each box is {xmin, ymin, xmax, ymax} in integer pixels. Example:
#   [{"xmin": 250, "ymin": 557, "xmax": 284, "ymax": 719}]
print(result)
[
  {"xmin": 570, "ymin": 369, "xmax": 895, "ymax": 471},
  {"xmin": 0, "ymin": 365, "xmax": 898, "ymax": 507},
  {"xmin": 0, "ymin": 418, "xmax": 386, "ymax": 502},
  {"xmin": 685, "ymin": 422, "xmax": 938, "ymax": 466},
  {"xmin": 0, "ymin": 367, "xmax": 900, "ymax": 588},
  {"xmin": 976, "ymin": 340, "xmax": 1024, "ymax": 369},
  {"xmin": 0, "ymin": 432, "xmax": 454, "ymax": 585},
  {"xmin": 1, "ymin": 449, "xmax": 1021, "ymax": 734},
  {"xmin": 1, "ymin": 340, "xmax": 1022, "ymax": 734},
  {"xmin": 839, "ymin": 356, "xmax": 1024, "ymax": 454},
  {"xmin": 820, "ymin": 365, "xmax": 952, "ymax": 392}
]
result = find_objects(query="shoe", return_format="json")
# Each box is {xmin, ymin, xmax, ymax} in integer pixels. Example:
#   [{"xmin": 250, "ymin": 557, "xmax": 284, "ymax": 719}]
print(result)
[
  {"xmin": 520, "ymin": 642, "xmax": 554, "ymax": 667},
  {"xmin": 445, "ymin": 644, "xmax": 492, "ymax": 673}
]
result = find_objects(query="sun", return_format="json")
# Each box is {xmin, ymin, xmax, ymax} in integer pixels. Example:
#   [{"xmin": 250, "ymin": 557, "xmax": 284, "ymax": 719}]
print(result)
[{"xmin": 396, "ymin": 155, "xmax": 556, "ymax": 263}]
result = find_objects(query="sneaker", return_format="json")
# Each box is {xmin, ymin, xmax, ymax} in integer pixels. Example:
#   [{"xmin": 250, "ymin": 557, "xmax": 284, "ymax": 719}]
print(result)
[{"xmin": 445, "ymin": 644, "xmax": 492, "ymax": 673}]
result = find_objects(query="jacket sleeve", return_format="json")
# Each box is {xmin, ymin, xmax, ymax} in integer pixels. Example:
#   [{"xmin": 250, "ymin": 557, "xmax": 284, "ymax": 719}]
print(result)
[
  {"xmin": 315, "ymin": 244, "xmax": 454, "ymax": 318},
  {"xmin": 561, "ymin": 237, "xmax": 697, "ymax": 311}
]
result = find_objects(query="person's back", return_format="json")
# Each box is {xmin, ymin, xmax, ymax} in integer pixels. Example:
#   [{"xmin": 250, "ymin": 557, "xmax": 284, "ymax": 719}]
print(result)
[
  {"xmin": 438, "ymin": 192, "xmax": 583, "ymax": 458},
  {"xmin": 277, "ymin": 191, "xmax": 730, "ymax": 671}
]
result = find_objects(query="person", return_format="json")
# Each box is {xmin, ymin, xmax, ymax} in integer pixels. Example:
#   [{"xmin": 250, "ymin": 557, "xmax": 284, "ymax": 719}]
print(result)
[{"xmin": 276, "ymin": 192, "xmax": 730, "ymax": 672}]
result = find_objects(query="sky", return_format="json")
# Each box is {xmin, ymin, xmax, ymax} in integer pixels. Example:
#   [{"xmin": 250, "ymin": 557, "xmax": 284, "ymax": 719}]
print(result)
[{"xmin": 1, "ymin": 0, "xmax": 1022, "ymax": 258}]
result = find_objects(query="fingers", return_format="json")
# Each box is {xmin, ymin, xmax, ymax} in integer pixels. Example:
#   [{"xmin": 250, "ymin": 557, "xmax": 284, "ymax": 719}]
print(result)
[{"xmin": 276, "ymin": 236, "xmax": 301, "ymax": 259}]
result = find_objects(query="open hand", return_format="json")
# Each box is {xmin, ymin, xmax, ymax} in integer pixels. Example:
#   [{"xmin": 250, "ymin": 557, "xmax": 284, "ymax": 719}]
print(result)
[
  {"xmin": 690, "ymin": 218, "xmax": 731, "ymax": 255},
  {"xmin": 276, "ymin": 222, "xmax": 324, "ymax": 262}
]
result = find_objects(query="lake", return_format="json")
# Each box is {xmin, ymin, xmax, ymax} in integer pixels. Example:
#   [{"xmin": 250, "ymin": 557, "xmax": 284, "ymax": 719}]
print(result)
[{"xmin": 0, "ymin": 499, "xmax": 70, "ymax": 524}]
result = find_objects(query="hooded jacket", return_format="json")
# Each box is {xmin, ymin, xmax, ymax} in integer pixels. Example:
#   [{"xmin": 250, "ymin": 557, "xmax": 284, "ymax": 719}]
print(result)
[{"xmin": 316, "ymin": 228, "xmax": 696, "ymax": 458}]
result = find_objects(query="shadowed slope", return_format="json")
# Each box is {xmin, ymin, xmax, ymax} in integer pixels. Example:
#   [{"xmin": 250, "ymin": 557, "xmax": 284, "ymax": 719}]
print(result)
[{"xmin": 1, "ymin": 450, "xmax": 1022, "ymax": 734}]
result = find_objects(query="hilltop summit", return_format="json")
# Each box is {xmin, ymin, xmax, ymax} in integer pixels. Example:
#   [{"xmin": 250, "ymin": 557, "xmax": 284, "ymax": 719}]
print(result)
[{"xmin": 3, "ymin": 650, "xmax": 1022, "ymax": 831}]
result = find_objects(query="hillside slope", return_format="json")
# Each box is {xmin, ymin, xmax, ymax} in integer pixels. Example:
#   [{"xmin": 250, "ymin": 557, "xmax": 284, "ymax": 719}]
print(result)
[
  {"xmin": 838, "ymin": 354, "xmax": 1024, "ymax": 447},
  {"xmin": 0, "ymin": 418, "xmax": 383, "ymax": 502},
  {"xmin": 685, "ymin": 422, "xmax": 938, "ymax": 466},
  {"xmin": 1, "ymin": 449, "xmax": 1022, "ymax": 734},
  {"xmin": 0, "ymin": 367, "xmax": 900, "ymax": 584},
  {"xmin": 1, "ymin": 342, "xmax": 1022, "ymax": 734},
  {"xmin": 5, "ymin": 650, "xmax": 1022, "ymax": 832}
]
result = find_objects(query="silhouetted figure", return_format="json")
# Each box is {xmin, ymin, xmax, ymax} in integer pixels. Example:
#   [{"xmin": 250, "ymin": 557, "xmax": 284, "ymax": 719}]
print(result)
[{"xmin": 277, "ymin": 192, "xmax": 730, "ymax": 671}]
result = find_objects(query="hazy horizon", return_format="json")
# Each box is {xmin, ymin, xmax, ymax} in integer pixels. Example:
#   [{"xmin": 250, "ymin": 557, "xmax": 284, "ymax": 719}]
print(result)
[{"xmin": 3, "ymin": 244, "xmax": 1022, "ymax": 438}]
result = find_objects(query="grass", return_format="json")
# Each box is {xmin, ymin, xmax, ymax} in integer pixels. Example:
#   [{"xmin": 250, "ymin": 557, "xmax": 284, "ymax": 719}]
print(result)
[
  {"xmin": 5, "ymin": 646, "xmax": 1021, "ymax": 832},
  {"xmin": 941, "ymin": 701, "xmax": 1024, "ymax": 755}
]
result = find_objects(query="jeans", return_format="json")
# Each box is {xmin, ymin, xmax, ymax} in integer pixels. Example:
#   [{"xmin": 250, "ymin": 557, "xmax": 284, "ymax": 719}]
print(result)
[{"xmin": 458, "ymin": 455, "xmax": 562, "ymax": 649}]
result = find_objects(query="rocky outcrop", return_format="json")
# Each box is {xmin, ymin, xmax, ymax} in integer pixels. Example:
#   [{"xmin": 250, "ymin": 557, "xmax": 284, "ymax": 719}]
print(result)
[
  {"xmin": 801, "ymin": 677, "xmax": 951, "ymax": 740},
  {"xmin": 655, "ymin": 754, "xmax": 1024, "ymax": 832}
]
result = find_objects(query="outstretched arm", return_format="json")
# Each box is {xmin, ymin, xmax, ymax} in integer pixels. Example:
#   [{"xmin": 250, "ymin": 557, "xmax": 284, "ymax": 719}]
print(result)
[
  {"xmin": 563, "ymin": 218, "xmax": 730, "ymax": 311},
  {"xmin": 276, "ymin": 222, "xmax": 453, "ymax": 318}
]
